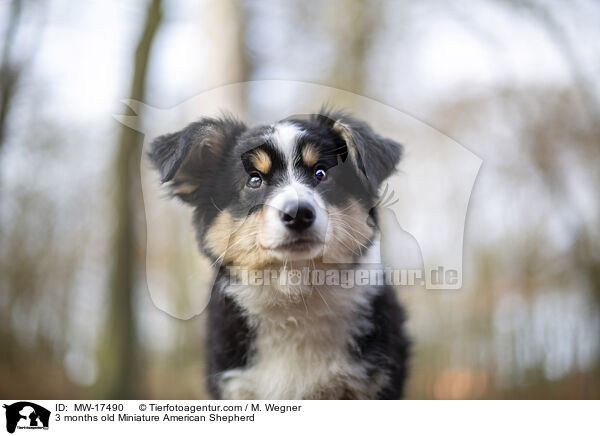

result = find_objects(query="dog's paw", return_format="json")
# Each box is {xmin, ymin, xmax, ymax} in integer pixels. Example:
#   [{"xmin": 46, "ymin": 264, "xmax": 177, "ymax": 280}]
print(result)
[{"xmin": 219, "ymin": 369, "xmax": 257, "ymax": 400}]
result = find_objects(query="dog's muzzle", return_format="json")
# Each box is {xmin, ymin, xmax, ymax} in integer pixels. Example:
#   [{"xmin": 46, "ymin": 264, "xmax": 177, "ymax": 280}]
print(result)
[{"xmin": 279, "ymin": 201, "xmax": 316, "ymax": 232}]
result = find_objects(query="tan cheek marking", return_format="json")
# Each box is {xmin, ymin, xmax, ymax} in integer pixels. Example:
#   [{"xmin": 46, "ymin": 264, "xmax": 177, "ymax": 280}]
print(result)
[
  {"xmin": 204, "ymin": 210, "xmax": 235, "ymax": 259},
  {"xmin": 325, "ymin": 199, "xmax": 374, "ymax": 262},
  {"xmin": 250, "ymin": 149, "xmax": 271, "ymax": 174},
  {"xmin": 204, "ymin": 208, "xmax": 277, "ymax": 269},
  {"xmin": 301, "ymin": 143, "xmax": 319, "ymax": 167}
]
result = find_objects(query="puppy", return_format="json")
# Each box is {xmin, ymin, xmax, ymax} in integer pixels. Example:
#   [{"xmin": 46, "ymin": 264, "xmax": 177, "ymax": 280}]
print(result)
[{"xmin": 149, "ymin": 110, "xmax": 410, "ymax": 399}]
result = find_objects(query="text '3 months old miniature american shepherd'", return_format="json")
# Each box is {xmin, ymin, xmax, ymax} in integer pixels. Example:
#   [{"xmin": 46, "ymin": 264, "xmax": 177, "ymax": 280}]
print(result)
[{"xmin": 149, "ymin": 110, "xmax": 410, "ymax": 399}]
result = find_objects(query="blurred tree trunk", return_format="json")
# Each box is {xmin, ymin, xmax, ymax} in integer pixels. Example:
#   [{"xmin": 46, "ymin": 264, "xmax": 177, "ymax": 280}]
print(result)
[
  {"xmin": 329, "ymin": 0, "xmax": 378, "ymax": 93},
  {"xmin": 323, "ymin": 0, "xmax": 382, "ymax": 108},
  {"xmin": 0, "ymin": 0, "xmax": 23, "ymax": 151},
  {"xmin": 0, "ymin": 0, "xmax": 23, "ymax": 361},
  {"xmin": 203, "ymin": 0, "xmax": 249, "ymax": 113},
  {"xmin": 100, "ymin": 0, "xmax": 162, "ymax": 399}
]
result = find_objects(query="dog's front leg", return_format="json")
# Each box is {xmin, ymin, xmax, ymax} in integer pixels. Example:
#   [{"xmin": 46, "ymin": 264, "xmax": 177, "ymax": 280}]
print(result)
[{"xmin": 219, "ymin": 368, "xmax": 257, "ymax": 400}]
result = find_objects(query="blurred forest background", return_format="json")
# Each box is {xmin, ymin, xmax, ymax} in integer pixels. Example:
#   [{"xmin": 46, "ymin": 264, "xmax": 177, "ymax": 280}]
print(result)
[{"xmin": 1, "ymin": 0, "xmax": 599, "ymax": 399}]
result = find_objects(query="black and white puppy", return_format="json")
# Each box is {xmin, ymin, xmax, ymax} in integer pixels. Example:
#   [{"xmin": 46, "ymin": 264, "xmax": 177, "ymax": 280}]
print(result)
[{"xmin": 149, "ymin": 110, "xmax": 410, "ymax": 399}]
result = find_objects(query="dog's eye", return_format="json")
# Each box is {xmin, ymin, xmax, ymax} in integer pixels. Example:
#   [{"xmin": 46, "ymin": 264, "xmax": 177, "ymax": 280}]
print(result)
[
  {"xmin": 247, "ymin": 172, "xmax": 263, "ymax": 188},
  {"xmin": 315, "ymin": 166, "xmax": 327, "ymax": 181}
]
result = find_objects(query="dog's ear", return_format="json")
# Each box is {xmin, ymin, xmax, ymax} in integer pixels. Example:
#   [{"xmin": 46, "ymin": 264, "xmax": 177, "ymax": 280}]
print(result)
[
  {"xmin": 315, "ymin": 111, "xmax": 402, "ymax": 193},
  {"xmin": 148, "ymin": 116, "xmax": 246, "ymax": 202}
]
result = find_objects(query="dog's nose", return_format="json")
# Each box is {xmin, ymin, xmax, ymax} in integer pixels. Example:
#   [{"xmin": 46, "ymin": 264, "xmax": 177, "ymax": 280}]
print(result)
[{"xmin": 279, "ymin": 202, "xmax": 316, "ymax": 231}]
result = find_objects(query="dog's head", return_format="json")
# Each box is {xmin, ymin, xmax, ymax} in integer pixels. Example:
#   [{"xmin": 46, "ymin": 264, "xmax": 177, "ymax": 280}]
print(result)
[{"xmin": 149, "ymin": 110, "xmax": 402, "ymax": 269}]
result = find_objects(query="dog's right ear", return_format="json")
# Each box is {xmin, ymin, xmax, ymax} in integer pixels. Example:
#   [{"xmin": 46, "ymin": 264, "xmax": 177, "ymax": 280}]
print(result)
[{"xmin": 148, "ymin": 116, "xmax": 246, "ymax": 202}]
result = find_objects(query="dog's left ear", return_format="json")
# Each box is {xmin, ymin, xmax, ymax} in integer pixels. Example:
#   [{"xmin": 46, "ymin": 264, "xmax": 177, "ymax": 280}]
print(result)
[{"xmin": 317, "ymin": 112, "xmax": 403, "ymax": 193}]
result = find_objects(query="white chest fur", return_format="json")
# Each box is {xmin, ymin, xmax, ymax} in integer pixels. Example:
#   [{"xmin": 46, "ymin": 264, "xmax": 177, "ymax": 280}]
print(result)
[{"xmin": 220, "ymin": 277, "xmax": 380, "ymax": 399}]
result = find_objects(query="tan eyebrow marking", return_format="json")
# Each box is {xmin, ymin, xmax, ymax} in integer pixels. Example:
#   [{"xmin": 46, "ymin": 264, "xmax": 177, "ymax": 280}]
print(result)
[
  {"xmin": 249, "ymin": 149, "xmax": 272, "ymax": 173},
  {"xmin": 301, "ymin": 143, "xmax": 319, "ymax": 167}
]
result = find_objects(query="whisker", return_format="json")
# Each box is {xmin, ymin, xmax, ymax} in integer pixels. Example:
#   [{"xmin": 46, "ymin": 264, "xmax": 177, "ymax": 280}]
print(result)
[
  {"xmin": 210, "ymin": 197, "xmax": 223, "ymax": 213},
  {"xmin": 299, "ymin": 288, "xmax": 309, "ymax": 315},
  {"xmin": 328, "ymin": 217, "xmax": 372, "ymax": 242},
  {"xmin": 329, "ymin": 222, "xmax": 371, "ymax": 253},
  {"xmin": 211, "ymin": 230, "xmax": 261, "ymax": 267},
  {"xmin": 330, "ymin": 234, "xmax": 361, "ymax": 256},
  {"xmin": 315, "ymin": 287, "xmax": 332, "ymax": 314}
]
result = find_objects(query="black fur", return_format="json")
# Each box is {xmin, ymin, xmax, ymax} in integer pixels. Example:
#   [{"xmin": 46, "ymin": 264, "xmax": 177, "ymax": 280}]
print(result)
[
  {"xmin": 205, "ymin": 272, "xmax": 256, "ymax": 399},
  {"xmin": 311, "ymin": 110, "xmax": 403, "ymax": 195},
  {"xmin": 353, "ymin": 285, "xmax": 411, "ymax": 399}
]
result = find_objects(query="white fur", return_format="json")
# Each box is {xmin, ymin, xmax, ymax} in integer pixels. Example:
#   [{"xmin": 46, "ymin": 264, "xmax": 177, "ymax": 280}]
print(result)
[
  {"xmin": 260, "ymin": 182, "xmax": 328, "ymax": 260},
  {"xmin": 271, "ymin": 122, "xmax": 302, "ymax": 165},
  {"xmin": 220, "ymin": 274, "xmax": 382, "ymax": 399},
  {"xmin": 260, "ymin": 122, "xmax": 329, "ymax": 261}
]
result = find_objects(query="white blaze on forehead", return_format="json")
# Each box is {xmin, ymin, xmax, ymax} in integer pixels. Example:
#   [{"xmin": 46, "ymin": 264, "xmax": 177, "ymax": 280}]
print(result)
[
  {"xmin": 260, "ymin": 122, "xmax": 330, "ymax": 253},
  {"xmin": 271, "ymin": 122, "xmax": 303, "ymax": 164}
]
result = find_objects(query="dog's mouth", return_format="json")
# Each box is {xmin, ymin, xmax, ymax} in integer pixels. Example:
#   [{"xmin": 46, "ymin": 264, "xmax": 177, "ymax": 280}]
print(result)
[{"xmin": 264, "ymin": 238, "xmax": 323, "ymax": 252}]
